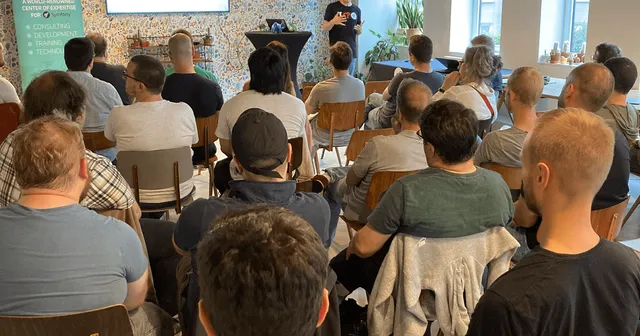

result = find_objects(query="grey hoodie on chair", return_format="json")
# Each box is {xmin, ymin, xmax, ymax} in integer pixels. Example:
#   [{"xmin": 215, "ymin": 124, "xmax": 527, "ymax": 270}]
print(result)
[{"xmin": 596, "ymin": 103, "xmax": 639, "ymax": 143}]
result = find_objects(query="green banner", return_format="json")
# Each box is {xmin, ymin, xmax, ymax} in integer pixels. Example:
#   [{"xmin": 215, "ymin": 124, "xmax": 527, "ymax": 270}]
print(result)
[{"xmin": 12, "ymin": 0, "xmax": 85, "ymax": 90}]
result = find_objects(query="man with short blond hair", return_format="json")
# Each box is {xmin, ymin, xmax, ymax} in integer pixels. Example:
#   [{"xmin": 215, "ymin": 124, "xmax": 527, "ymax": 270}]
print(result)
[
  {"xmin": 467, "ymin": 108, "xmax": 640, "ymax": 335},
  {"xmin": 475, "ymin": 67, "xmax": 543, "ymax": 168}
]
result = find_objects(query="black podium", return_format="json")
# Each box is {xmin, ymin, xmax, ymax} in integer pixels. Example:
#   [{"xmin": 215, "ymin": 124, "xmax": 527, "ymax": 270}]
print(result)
[{"xmin": 245, "ymin": 31, "xmax": 312, "ymax": 99}]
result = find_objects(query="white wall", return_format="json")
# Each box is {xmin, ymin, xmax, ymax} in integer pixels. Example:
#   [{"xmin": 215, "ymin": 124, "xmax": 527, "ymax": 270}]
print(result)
[{"xmin": 356, "ymin": 0, "xmax": 398, "ymax": 73}]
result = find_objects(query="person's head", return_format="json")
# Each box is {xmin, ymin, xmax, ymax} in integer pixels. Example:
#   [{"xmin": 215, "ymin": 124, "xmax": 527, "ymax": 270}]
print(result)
[
  {"xmin": 248, "ymin": 47, "xmax": 286, "ymax": 95},
  {"xmin": 172, "ymin": 28, "xmax": 193, "ymax": 41},
  {"xmin": 64, "ymin": 37, "xmax": 95, "ymax": 72},
  {"xmin": 521, "ymin": 108, "xmax": 614, "ymax": 217},
  {"xmin": 604, "ymin": 57, "xmax": 638, "ymax": 96},
  {"xmin": 168, "ymin": 33, "xmax": 194, "ymax": 64},
  {"xmin": 124, "ymin": 55, "xmax": 166, "ymax": 99},
  {"xmin": 232, "ymin": 108, "xmax": 292, "ymax": 182},
  {"xmin": 460, "ymin": 45, "xmax": 502, "ymax": 84},
  {"xmin": 593, "ymin": 43, "xmax": 622, "ymax": 64},
  {"xmin": 197, "ymin": 206, "xmax": 330, "ymax": 336},
  {"xmin": 408, "ymin": 34, "xmax": 434, "ymax": 65},
  {"xmin": 266, "ymin": 41, "xmax": 293, "ymax": 89},
  {"xmin": 329, "ymin": 41, "xmax": 353, "ymax": 71},
  {"xmin": 22, "ymin": 71, "xmax": 87, "ymax": 126},
  {"xmin": 13, "ymin": 116, "xmax": 90, "ymax": 202},
  {"xmin": 505, "ymin": 67, "xmax": 544, "ymax": 112},
  {"xmin": 0, "ymin": 42, "xmax": 5, "ymax": 67},
  {"xmin": 471, "ymin": 34, "xmax": 495, "ymax": 52},
  {"xmin": 396, "ymin": 78, "xmax": 432, "ymax": 129},
  {"xmin": 419, "ymin": 99, "xmax": 479, "ymax": 167},
  {"xmin": 558, "ymin": 63, "xmax": 614, "ymax": 112},
  {"xmin": 85, "ymin": 33, "xmax": 107, "ymax": 59}
]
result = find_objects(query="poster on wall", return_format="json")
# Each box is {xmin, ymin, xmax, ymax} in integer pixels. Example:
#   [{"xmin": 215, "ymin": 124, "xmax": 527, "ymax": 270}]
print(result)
[{"xmin": 12, "ymin": 0, "xmax": 84, "ymax": 89}]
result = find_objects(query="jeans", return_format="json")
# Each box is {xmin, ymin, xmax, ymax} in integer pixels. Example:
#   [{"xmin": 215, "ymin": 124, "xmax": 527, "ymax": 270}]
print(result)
[
  {"xmin": 363, "ymin": 93, "xmax": 386, "ymax": 130},
  {"xmin": 348, "ymin": 57, "xmax": 357, "ymax": 76},
  {"xmin": 324, "ymin": 167, "xmax": 350, "ymax": 241},
  {"xmin": 329, "ymin": 237, "xmax": 393, "ymax": 294}
]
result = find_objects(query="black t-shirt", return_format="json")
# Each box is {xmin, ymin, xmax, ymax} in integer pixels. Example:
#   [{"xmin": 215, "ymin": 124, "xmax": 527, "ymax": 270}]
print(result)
[
  {"xmin": 91, "ymin": 62, "xmax": 131, "ymax": 105},
  {"xmin": 593, "ymin": 130, "xmax": 630, "ymax": 210},
  {"xmin": 467, "ymin": 239, "xmax": 640, "ymax": 336},
  {"xmin": 162, "ymin": 73, "xmax": 224, "ymax": 119},
  {"xmin": 324, "ymin": 1, "xmax": 361, "ymax": 55}
]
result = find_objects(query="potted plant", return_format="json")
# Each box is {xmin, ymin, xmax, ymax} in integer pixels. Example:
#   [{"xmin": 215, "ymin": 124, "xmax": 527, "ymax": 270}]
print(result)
[
  {"xmin": 364, "ymin": 29, "xmax": 403, "ymax": 70},
  {"xmin": 397, "ymin": 0, "xmax": 423, "ymax": 41},
  {"xmin": 303, "ymin": 59, "xmax": 332, "ymax": 87}
]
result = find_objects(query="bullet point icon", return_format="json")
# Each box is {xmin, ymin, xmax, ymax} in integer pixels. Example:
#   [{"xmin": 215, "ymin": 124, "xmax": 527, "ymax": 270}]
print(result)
[
  {"xmin": 25, "ymin": 25, "xmax": 30, "ymax": 30},
  {"xmin": 26, "ymin": 34, "xmax": 31, "ymax": 38},
  {"xmin": 28, "ymin": 50, "xmax": 33, "ymax": 55},
  {"xmin": 28, "ymin": 42, "xmax": 32, "ymax": 47}
]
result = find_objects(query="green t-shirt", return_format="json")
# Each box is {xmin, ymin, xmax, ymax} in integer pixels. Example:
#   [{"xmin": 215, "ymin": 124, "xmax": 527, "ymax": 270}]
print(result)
[
  {"xmin": 165, "ymin": 66, "xmax": 218, "ymax": 83},
  {"xmin": 368, "ymin": 167, "xmax": 514, "ymax": 238}
]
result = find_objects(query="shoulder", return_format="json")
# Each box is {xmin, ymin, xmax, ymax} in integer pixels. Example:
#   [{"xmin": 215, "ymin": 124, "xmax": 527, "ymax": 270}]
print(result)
[{"xmin": 0, "ymin": 76, "xmax": 15, "ymax": 88}]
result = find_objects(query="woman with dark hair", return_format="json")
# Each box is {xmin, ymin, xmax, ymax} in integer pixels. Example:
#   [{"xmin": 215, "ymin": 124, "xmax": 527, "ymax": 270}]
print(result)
[{"xmin": 242, "ymin": 41, "xmax": 296, "ymax": 96}]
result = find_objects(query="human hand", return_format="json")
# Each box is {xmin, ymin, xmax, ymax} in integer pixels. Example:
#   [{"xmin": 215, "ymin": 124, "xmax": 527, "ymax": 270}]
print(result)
[
  {"xmin": 355, "ymin": 21, "xmax": 365, "ymax": 34},
  {"xmin": 441, "ymin": 71, "xmax": 461, "ymax": 91},
  {"xmin": 332, "ymin": 13, "xmax": 347, "ymax": 26}
]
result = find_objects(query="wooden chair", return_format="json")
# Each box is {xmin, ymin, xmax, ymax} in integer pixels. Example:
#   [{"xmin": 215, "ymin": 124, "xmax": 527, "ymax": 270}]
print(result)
[
  {"xmin": 193, "ymin": 113, "xmax": 220, "ymax": 197},
  {"xmin": 480, "ymin": 162, "xmax": 522, "ymax": 202},
  {"xmin": 0, "ymin": 304, "xmax": 134, "ymax": 336},
  {"xmin": 591, "ymin": 196, "xmax": 630, "ymax": 241},
  {"xmin": 0, "ymin": 102, "xmax": 21, "ymax": 143},
  {"xmin": 117, "ymin": 147, "xmax": 194, "ymax": 217},
  {"xmin": 302, "ymin": 85, "xmax": 314, "ymax": 103},
  {"xmin": 82, "ymin": 131, "xmax": 116, "ymax": 152},
  {"xmin": 344, "ymin": 128, "xmax": 395, "ymax": 166},
  {"xmin": 314, "ymin": 101, "xmax": 366, "ymax": 172},
  {"xmin": 341, "ymin": 170, "xmax": 417, "ymax": 240},
  {"xmin": 288, "ymin": 137, "xmax": 304, "ymax": 180},
  {"xmin": 365, "ymin": 80, "xmax": 391, "ymax": 99}
]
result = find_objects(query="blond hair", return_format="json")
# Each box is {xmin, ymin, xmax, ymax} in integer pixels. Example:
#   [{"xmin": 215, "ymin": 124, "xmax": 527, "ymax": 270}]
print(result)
[
  {"xmin": 13, "ymin": 116, "xmax": 85, "ymax": 191},
  {"xmin": 525, "ymin": 108, "xmax": 614, "ymax": 197},
  {"xmin": 168, "ymin": 33, "xmax": 193, "ymax": 60},
  {"xmin": 507, "ymin": 67, "xmax": 544, "ymax": 107}
]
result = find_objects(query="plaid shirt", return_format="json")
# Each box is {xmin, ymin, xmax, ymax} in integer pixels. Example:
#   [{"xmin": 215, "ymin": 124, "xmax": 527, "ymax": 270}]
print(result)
[{"xmin": 0, "ymin": 131, "xmax": 135, "ymax": 210}]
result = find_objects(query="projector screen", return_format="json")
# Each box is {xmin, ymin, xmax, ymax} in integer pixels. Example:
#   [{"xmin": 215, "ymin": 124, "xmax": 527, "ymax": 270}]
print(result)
[{"xmin": 106, "ymin": 0, "xmax": 229, "ymax": 14}]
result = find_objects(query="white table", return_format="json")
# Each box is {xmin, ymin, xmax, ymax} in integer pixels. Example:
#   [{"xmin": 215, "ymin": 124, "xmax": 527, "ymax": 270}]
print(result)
[{"xmin": 542, "ymin": 78, "xmax": 640, "ymax": 105}]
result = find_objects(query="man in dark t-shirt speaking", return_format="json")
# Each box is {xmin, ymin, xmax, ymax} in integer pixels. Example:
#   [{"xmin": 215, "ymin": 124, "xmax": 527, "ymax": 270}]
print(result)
[{"xmin": 322, "ymin": 0, "xmax": 363, "ymax": 75}]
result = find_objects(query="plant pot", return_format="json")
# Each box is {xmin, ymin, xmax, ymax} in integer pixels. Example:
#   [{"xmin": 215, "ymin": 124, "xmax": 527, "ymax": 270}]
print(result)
[
  {"xmin": 406, "ymin": 28, "xmax": 421, "ymax": 41},
  {"xmin": 550, "ymin": 54, "xmax": 560, "ymax": 64},
  {"xmin": 398, "ymin": 45, "xmax": 409, "ymax": 60},
  {"xmin": 203, "ymin": 36, "xmax": 212, "ymax": 46}
]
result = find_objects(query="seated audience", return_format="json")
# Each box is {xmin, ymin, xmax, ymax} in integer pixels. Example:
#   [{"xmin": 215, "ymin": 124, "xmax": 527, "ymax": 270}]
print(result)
[
  {"xmin": 316, "ymin": 79, "xmax": 429, "ymax": 240},
  {"xmin": 307, "ymin": 41, "xmax": 365, "ymax": 153},
  {"xmin": 162, "ymin": 33, "xmax": 223, "ymax": 164},
  {"xmin": 432, "ymin": 45, "xmax": 502, "ymax": 128},
  {"xmin": 86, "ymin": 32, "xmax": 131, "ymax": 105},
  {"xmin": 0, "ymin": 70, "xmax": 134, "ymax": 211},
  {"xmin": 174, "ymin": 109, "xmax": 330, "ymax": 335},
  {"xmin": 364, "ymin": 34, "xmax": 444, "ymax": 129},
  {"xmin": 592, "ymin": 42, "xmax": 622, "ymax": 64},
  {"xmin": 196, "ymin": 206, "xmax": 330, "ymax": 336},
  {"xmin": 105, "ymin": 55, "xmax": 198, "ymax": 207},
  {"xmin": 65, "ymin": 37, "xmax": 122, "ymax": 162},
  {"xmin": 165, "ymin": 29, "xmax": 218, "ymax": 82},
  {"xmin": 330, "ymin": 99, "xmax": 514, "ymax": 294},
  {"xmin": 474, "ymin": 67, "xmax": 543, "ymax": 167},
  {"xmin": 471, "ymin": 34, "xmax": 503, "ymax": 92},
  {"xmin": 596, "ymin": 57, "xmax": 639, "ymax": 145},
  {"xmin": 214, "ymin": 47, "xmax": 313, "ymax": 193},
  {"xmin": 467, "ymin": 108, "xmax": 640, "ymax": 335},
  {"xmin": 0, "ymin": 116, "xmax": 173, "ymax": 335},
  {"xmin": 243, "ymin": 41, "xmax": 297, "ymax": 96},
  {"xmin": 0, "ymin": 43, "xmax": 20, "ymax": 104}
]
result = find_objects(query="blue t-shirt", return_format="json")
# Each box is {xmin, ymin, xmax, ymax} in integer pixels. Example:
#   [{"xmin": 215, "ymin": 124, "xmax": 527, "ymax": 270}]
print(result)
[{"xmin": 0, "ymin": 204, "xmax": 147, "ymax": 315}]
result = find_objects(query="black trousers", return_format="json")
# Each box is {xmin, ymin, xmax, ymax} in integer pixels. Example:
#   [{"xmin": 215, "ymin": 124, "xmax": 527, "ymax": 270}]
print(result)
[
  {"xmin": 329, "ymin": 238, "xmax": 393, "ymax": 294},
  {"xmin": 213, "ymin": 157, "xmax": 233, "ymax": 195}
]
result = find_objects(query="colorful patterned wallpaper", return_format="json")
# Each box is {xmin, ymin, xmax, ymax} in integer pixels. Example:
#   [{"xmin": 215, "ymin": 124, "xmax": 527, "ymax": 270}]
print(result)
[{"xmin": 0, "ymin": 0, "xmax": 333, "ymax": 98}]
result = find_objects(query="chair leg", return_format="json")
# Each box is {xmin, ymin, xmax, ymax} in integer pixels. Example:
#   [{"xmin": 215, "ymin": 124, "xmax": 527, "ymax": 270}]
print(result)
[
  {"xmin": 314, "ymin": 152, "xmax": 321, "ymax": 175},
  {"xmin": 623, "ymin": 195, "xmax": 640, "ymax": 226},
  {"xmin": 208, "ymin": 163, "xmax": 213, "ymax": 197},
  {"xmin": 321, "ymin": 149, "xmax": 326, "ymax": 159},
  {"xmin": 335, "ymin": 147, "xmax": 342, "ymax": 167}
]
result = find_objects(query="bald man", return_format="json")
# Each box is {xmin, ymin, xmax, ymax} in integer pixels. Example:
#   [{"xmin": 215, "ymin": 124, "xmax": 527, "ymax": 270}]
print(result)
[
  {"xmin": 165, "ymin": 29, "xmax": 218, "ymax": 83},
  {"xmin": 162, "ymin": 33, "xmax": 224, "ymax": 165},
  {"xmin": 467, "ymin": 109, "xmax": 640, "ymax": 336}
]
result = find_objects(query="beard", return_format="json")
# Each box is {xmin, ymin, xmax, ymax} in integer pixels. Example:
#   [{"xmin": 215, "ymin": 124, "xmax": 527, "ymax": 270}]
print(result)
[{"xmin": 521, "ymin": 179, "xmax": 541, "ymax": 216}]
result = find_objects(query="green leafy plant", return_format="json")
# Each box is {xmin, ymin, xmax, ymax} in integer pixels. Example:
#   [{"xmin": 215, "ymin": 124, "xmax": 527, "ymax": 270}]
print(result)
[
  {"xmin": 397, "ymin": 0, "xmax": 423, "ymax": 29},
  {"xmin": 364, "ymin": 29, "xmax": 404, "ymax": 69},
  {"xmin": 304, "ymin": 59, "xmax": 332, "ymax": 83},
  {"xmin": 353, "ymin": 71, "xmax": 367, "ymax": 83}
]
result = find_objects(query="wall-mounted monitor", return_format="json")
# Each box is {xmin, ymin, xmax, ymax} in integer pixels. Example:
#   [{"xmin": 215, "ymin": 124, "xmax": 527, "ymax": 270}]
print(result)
[{"xmin": 106, "ymin": 0, "xmax": 230, "ymax": 14}]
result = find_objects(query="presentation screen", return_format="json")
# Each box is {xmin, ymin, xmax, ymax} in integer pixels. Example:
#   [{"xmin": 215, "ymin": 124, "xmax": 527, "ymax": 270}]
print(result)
[{"xmin": 106, "ymin": 0, "xmax": 229, "ymax": 14}]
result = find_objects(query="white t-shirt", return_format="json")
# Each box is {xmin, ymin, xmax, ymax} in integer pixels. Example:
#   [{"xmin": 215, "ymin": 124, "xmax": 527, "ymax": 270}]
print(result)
[
  {"xmin": 432, "ymin": 82, "xmax": 497, "ymax": 121},
  {"xmin": 0, "ymin": 76, "xmax": 20, "ymax": 104},
  {"xmin": 104, "ymin": 100, "xmax": 198, "ymax": 204}
]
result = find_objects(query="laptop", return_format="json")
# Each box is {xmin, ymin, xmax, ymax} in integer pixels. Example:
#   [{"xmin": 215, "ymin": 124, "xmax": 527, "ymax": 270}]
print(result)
[
  {"xmin": 266, "ymin": 19, "xmax": 289, "ymax": 32},
  {"xmin": 435, "ymin": 57, "xmax": 461, "ymax": 74}
]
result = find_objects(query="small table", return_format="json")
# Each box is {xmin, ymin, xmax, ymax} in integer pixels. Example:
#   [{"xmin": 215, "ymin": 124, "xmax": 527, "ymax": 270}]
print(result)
[
  {"xmin": 369, "ymin": 59, "xmax": 512, "ymax": 81},
  {"xmin": 542, "ymin": 77, "xmax": 640, "ymax": 105},
  {"xmin": 245, "ymin": 31, "xmax": 312, "ymax": 99}
]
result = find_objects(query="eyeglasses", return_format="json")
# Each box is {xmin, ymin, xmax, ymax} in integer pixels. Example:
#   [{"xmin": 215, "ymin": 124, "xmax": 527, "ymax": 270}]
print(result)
[{"xmin": 122, "ymin": 71, "xmax": 148, "ymax": 87}]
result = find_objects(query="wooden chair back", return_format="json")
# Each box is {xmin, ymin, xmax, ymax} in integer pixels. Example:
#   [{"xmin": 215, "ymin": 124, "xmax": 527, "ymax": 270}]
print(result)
[
  {"xmin": 0, "ymin": 102, "xmax": 20, "ymax": 143},
  {"xmin": 82, "ymin": 132, "xmax": 116, "ymax": 152},
  {"xmin": 478, "ymin": 119, "xmax": 492, "ymax": 139},
  {"xmin": 288, "ymin": 137, "xmax": 304, "ymax": 179},
  {"xmin": 365, "ymin": 170, "xmax": 417, "ymax": 210},
  {"xmin": 317, "ymin": 101, "xmax": 366, "ymax": 149},
  {"xmin": 0, "ymin": 304, "xmax": 134, "ymax": 336},
  {"xmin": 365, "ymin": 80, "xmax": 391, "ymax": 99},
  {"xmin": 591, "ymin": 197, "xmax": 630, "ymax": 240},
  {"xmin": 480, "ymin": 162, "xmax": 522, "ymax": 202},
  {"xmin": 302, "ymin": 85, "xmax": 314, "ymax": 102},
  {"xmin": 193, "ymin": 113, "xmax": 219, "ymax": 148},
  {"xmin": 345, "ymin": 128, "xmax": 395, "ymax": 165}
]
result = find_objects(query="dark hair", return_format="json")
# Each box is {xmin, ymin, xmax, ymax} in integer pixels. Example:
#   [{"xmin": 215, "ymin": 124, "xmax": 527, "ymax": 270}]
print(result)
[
  {"xmin": 420, "ymin": 99, "xmax": 479, "ymax": 164},
  {"xmin": 397, "ymin": 78, "xmax": 432, "ymax": 123},
  {"xmin": 23, "ymin": 71, "xmax": 86, "ymax": 123},
  {"xmin": 266, "ymin": 41, "xmax": 294, "ymax": 94},
  {"xmin": 409, "ymin": 35, "xmax": 434, "ymax": 63},
  {"xmin": 64, "ymin": 38, "xmax": 95, "ymax": 71},
  {"xmin": 594, "ymin": 43, "xmax": 622, "ymax": 64},
  {"xmin": 248, "ymin": 47, "xmax": 286, "ymax": 95},
  {"xmin": 329, "ymin": 41, "xmax": 353, "ymax": 71},
  {"xmin": 86, "ymin": 33, "xmax": 107, "ymax": 58},
  {"xmin": 604, "ymin": 57, "xmax": 638, "ymax": 95},
  {"xmin": 566, "ymin": 63, "xmax": 614, "ymax": 112},
  {"xmin": 197, "ymin": 206, "xmax": 328, "ymax": 336},
  {"xmin": 172, "ymin": 28, "xmax": 193, "ymax": 41},
  {"xmin": 130, "ymin": 55, "xmax": 166, "ymax": 94}
]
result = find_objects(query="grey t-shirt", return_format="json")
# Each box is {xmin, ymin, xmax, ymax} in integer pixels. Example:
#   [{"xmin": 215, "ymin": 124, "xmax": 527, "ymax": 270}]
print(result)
[
  {"xmin": 368, "ymin": 167, "xmax": 514, "ymax": 238},
  {"xmin": 378, "ymin": 70, "xmax": 445, "ymax": 123},
  {"xmin": 474, "ymin": 127, "xmax": 528, "ymax": 167},
  {"xmin": 0, "ymin": 204, "xmax": 147, "ymax": 315}
]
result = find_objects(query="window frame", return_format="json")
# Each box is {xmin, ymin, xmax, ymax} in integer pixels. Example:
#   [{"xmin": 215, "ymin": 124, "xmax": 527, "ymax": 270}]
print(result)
[{"xmin": 562, "ymin": 0, "xmax": 590, "ymax": 53}]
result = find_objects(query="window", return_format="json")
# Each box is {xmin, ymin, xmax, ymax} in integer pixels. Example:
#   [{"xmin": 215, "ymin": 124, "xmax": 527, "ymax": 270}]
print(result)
[
  {"xmin": 569, "ymin": 0, "xmax": 590, "ymax": 53},
  {"xmin": 449, "ymin": 0, "xmax": 503, "ymax": 54},
  {"xmin": 539, "ymin": 0, "xmax": 590, "ymax": 57}
]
